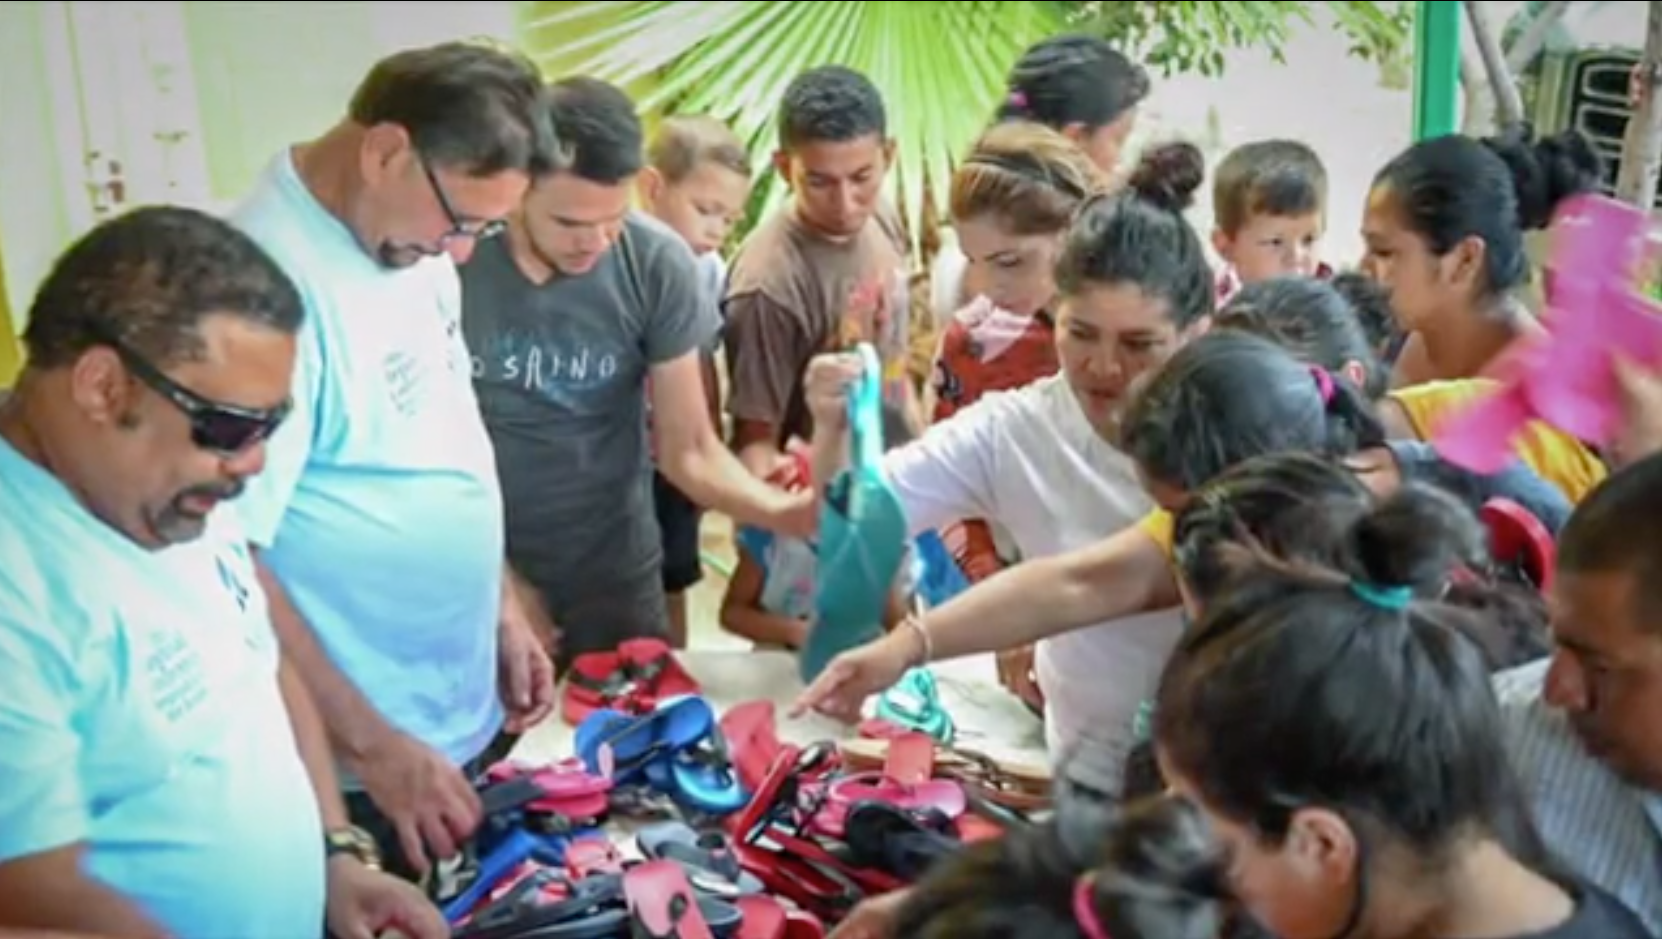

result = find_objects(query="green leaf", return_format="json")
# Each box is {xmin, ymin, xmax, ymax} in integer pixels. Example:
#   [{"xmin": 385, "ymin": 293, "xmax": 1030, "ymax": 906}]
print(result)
[
  {"xmin": 518, "ymin": 0, "xmax": 1410, "ymax": 256},
  {"xmin": 523, "ymin": 1, "xmax": 1064, "ymax": 261}
]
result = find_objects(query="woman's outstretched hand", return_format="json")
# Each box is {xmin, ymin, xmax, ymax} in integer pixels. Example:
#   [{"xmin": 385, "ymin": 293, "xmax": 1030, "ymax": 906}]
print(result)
[{"xmin": 790, "ymin": 629, "xmax": 918, "ymax": 723}]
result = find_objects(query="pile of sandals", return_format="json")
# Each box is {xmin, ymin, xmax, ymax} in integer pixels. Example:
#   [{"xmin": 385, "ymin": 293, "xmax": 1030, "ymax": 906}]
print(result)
[{"xmin": 434, "ymin": 686, "xmax": 1052, "ymax": 938}]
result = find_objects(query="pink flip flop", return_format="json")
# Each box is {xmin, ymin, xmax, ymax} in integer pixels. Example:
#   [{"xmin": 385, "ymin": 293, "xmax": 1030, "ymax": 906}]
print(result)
[
  {"xmin": 486, "ymin": 758, "xmax": 613, "ymax": 821},
  {"xmin": 807, "ymin": 773, "xmax": 967, "ymax": 839}
]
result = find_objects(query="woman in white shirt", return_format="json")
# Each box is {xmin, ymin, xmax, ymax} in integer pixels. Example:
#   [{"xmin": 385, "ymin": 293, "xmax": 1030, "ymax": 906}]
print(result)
[{"xmin": 806, "ymin": 136, "xmax": 1214, "ymax": 797}]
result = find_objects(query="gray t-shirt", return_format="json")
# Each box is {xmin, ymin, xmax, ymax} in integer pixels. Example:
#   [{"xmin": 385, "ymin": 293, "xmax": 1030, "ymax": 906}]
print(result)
[{"xmin": 460, "ymin": 214, "xmax": 719, "ymax": 656}]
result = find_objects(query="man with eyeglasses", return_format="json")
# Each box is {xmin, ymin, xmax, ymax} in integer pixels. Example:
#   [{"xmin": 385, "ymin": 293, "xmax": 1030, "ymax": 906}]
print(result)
[
  {"xmin": 229, "ymin": 42, "xmax": 565, "ymax": 879},
  {"xmin": 0, "ymin": 207, "xmax": 444, "ymax": 938}
]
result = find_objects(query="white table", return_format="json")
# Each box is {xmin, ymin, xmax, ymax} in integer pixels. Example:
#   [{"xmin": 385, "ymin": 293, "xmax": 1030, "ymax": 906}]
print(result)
[{"xmin": 510, "ymin": 650, "xmax": 1049, "ymax": 769}]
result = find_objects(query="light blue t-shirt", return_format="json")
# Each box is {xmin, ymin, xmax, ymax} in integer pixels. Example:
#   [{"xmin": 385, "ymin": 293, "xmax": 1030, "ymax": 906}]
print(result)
[
  {"xmin": 735, "ymin": 526, "xmax": 818, "ymax": 620},
  {"xmin": 231, "ymin": 153, "xmax": 505, "ymax": 765},
  {"xmin": 735, "ymin": 526, "xmax": 922, "ymax": 623},
  {"xmin": 0, "ymin": 438, "xmax": 324, "ymax": 937}
]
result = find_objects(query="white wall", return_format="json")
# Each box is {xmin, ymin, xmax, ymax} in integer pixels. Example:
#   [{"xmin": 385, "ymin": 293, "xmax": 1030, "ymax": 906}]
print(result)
[
  {"xmin": 0, "ymin": 0, "xmax": 517, "ymax": 327},
  {"xmin": 0, "ymin": 1, "xmax": 82, "ymax": 321}
]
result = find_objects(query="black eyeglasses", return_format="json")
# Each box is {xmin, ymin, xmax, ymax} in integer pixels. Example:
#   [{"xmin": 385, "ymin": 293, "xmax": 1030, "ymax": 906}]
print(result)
[
  {"xmin": 90, "ymin": 325, "xmax": 291, "ymax": 455},
  {"xmin": 419, "ymin": 153, "xmax": 508, "ymax": 244}
]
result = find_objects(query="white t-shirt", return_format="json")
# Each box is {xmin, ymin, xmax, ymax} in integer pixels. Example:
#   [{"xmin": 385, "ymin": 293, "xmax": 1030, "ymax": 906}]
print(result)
[{"xmin": 883, "ymin": 374, "xmax": 1185, "ymax": 793}]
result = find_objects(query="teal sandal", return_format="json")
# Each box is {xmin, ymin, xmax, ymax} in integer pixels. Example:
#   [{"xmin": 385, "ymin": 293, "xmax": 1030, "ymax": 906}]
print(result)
[{"xmin": 876, "ymin": 668, "xmax": 955, "ymax": 744}]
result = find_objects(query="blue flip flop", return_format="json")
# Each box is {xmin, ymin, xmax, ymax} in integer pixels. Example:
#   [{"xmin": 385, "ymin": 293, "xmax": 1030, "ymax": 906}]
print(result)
[
  {"xmin": 442, "ymin": 827, "xmax": 575, "ymax": 925},
  {"xmin": 802, "ymin": 342, "xmax": 910, "ymax": 684},
  {"xmin": 573, "ymin": 695, "xmax": 715, "ymax": 785}
]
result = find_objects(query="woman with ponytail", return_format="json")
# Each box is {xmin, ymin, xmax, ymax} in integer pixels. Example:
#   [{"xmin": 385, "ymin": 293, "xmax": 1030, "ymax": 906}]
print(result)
[
  {"xmin": 1213, "ymin": 275, "xmax": 1608, "ymax": 502},
  {"xmin": 931, "ymin": 35, "xmax": 1151, "ymax": 324},
  {"xmin": 802, "ymin": 142, "xmax": 1212, "ymax": 801},
  {"xmin": 1362, "ymin": 125, "xmax": 1603, "ymax": 387},
  {"xmin": 1155, "ymin": 485, "xmax": 1647, "ymax": 938},
  {"xmin": 1121, "ymin": 450, "xmax": 1555, "ymax": 801},
  {"xmin": 1170, "ymin": 451, "xmax": 1551, "ymax": 671},
  {"xmin": 995, "ymin": 35, "xmax": 1149, "ymax": 171},
  {"xmin": 890, "ymin": 795, "xmax": 1226, "ymax": 939}
]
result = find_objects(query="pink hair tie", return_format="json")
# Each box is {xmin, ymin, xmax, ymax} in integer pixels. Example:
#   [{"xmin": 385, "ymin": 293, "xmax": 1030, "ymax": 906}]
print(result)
[
  {"xmin": 1310, "ymin": 366, "xmax": 1335, "ymax": 405},
  {"xmin": 1007, "ymin": 89, "xmax": 1029, "ymax": 109},
  {"xmin": 1073, "ymin": 875, "xmax": 1112, "ymax": 939}
]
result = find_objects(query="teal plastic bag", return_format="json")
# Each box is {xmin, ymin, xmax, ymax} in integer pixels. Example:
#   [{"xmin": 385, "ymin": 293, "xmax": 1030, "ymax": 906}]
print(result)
[{"xmin": 800, "ymin": 343, "xmax": 910, "ymax": 684}]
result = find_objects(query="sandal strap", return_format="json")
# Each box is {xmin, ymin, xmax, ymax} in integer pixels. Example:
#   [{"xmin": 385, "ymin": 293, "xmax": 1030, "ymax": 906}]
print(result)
[
  {"xmin": 568, "ymin": 667, "xmax": 637, "ymax": 699},
  {"xmin": 628, "ymin": 652, "xmax": 671, "ymax": 686}
]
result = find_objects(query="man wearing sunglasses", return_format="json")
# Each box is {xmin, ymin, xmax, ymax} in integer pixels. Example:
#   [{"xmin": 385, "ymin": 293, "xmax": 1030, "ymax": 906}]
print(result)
[
  {"xmin": 0, "ymin": 207, "xmax": 443, "ymax": 938},
  {"xmin": 229, "ymin": 43, "xmax": 566, "ymax": 879}
]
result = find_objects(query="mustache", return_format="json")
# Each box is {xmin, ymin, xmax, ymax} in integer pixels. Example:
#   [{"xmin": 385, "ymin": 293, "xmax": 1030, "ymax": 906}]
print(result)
[
  {"xmin": 377, "ymin": 240, "xmax": 440, "ymax": 269},
  {"xmin": 175, "ymin": 481, "xmax": 245, "ymax": 505}
]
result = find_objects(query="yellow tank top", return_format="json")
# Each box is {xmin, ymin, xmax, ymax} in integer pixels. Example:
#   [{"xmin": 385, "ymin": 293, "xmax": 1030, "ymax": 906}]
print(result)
[
  {"xmin": 1388, "ymin": 379, "xmax": 1606, "ymax": 502},
  {"xmin": 1141, "ymin": 380, "xmax": 1598, "ymax": 566},
  {"xmin": 1139, "ymin": 509, "xmax": 1175, "ymax": 561}
]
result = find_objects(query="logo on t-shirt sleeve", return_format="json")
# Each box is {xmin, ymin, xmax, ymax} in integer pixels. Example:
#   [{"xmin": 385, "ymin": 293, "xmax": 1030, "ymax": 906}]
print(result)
[{"xmin": 215, "ymin": 555, "xmax": 251, "ymax": 614}]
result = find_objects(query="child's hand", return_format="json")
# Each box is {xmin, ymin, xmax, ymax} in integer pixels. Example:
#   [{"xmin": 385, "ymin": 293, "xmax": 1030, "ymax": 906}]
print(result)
[
  {"xmin": 766, "ymin": 486, "xmax": 819, "ymax": 540},
  {"xmin": 804, "ymin": 352, "xmax": 865, "ymax": 433},
  {"xmin": 764, "ymin": 440, "xmax": 813, "ymax": 492},
  {"xmin": 790, "ymin": 629, "xmax": 917, "ymax": 723},
  {"xmin": 996, "ymin": 644, "xmax": 1045, "ymax": 712}
]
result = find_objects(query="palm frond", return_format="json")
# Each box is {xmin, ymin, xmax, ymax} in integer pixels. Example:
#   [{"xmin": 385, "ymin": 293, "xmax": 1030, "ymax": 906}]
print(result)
[{"xmin": 523, "ymin": 1, "xmax": 1066, "ymax": 262}]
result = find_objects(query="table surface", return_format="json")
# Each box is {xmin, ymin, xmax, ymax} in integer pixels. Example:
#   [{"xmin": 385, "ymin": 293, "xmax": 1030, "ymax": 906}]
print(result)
[{"xmin": 510, "ymin": 650, "xmax": 1049, "ymax": 768}]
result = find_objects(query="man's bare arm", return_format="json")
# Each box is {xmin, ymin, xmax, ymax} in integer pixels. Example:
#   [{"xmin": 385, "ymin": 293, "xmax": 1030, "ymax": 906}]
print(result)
[
  {"xmin": 253, "ymin": 553, "xmax": 393, "ymax": 766},
  {"xmin": 277, "ymin": 653, "xmax": 349, "ymax": 828},
  {"xmin": 0, "ymin": 848, "xmax": 168, "ymax": 938}
]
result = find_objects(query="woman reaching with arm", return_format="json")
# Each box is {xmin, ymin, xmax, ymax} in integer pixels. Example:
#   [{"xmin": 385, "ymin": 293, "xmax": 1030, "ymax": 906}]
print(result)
[
  {"xmin": 797, "ymin": 331, "xmax": 1572, "ymax": 727},
  {"xmin": 809, "ymin": 135, "xmax": 1213, "ymax": 796}
]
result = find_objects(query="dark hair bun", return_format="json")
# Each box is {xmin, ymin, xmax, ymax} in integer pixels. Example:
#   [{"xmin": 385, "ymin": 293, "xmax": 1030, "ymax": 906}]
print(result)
[
  {"xmin": 1128, "ymin": 141, "xmax": 1205, "ymax": 213},
  {"xmin": 1481, "ymin": 124, "xmax": 1603, "ymax": 231},
  {"xmin": 1344, "ymin": 483, "xmax": 1487, "ymax": 591}
]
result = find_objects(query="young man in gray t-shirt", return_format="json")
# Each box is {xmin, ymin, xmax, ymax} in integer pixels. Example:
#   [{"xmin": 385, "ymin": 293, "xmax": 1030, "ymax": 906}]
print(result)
[{"xmin": 460, "ymin": 77, "xmax": 812, "ymax": 666}]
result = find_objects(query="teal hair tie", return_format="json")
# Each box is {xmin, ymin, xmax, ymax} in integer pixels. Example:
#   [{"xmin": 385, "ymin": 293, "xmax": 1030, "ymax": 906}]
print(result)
[{"xmin": 1349, "ymin": 581, "xmax": 1414, "ymax": 611}]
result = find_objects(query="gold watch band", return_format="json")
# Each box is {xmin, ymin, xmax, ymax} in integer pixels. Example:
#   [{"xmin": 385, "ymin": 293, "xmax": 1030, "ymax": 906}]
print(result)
[{"xmin": 323, "ymin": 825, "xmax": 382, "ymax": 871}]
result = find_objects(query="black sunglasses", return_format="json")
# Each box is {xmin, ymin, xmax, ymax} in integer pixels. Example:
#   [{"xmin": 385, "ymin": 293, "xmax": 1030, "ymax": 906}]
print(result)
[
  {"xmin": 419, "ymin": 153, "xmax": 508, "ymax": 244},
  {"xmin": 90, "ymin": 325, "xmax": 291, "ymax": 455}
]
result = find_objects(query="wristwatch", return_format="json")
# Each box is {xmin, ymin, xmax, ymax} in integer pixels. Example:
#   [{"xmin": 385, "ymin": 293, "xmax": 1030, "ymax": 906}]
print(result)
[{"xmin": 324, "ymin": 825, "xmax": 383, "ymax": 871}]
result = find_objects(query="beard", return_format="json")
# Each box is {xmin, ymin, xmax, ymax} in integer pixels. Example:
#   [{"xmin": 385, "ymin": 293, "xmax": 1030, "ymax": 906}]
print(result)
[
  {"xmin": 375, "ymin": 239, "xmax": 440, "ymax": 270},
  {"xmin": 147, "ymin": 480, "xmax": 245, "ymax": 546}
]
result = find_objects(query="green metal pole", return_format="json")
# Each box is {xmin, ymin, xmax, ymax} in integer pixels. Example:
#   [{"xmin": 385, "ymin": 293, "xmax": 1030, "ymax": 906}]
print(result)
[{"xmin": 1412, "ymin": 0, "xmax": 1462, "ymax": 140}]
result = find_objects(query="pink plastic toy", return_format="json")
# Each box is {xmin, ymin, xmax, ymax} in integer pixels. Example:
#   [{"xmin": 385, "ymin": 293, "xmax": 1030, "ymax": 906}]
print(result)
[{"xmin": 1434, "ymin": 194, "xmax": 1662, "ymax": 473}]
